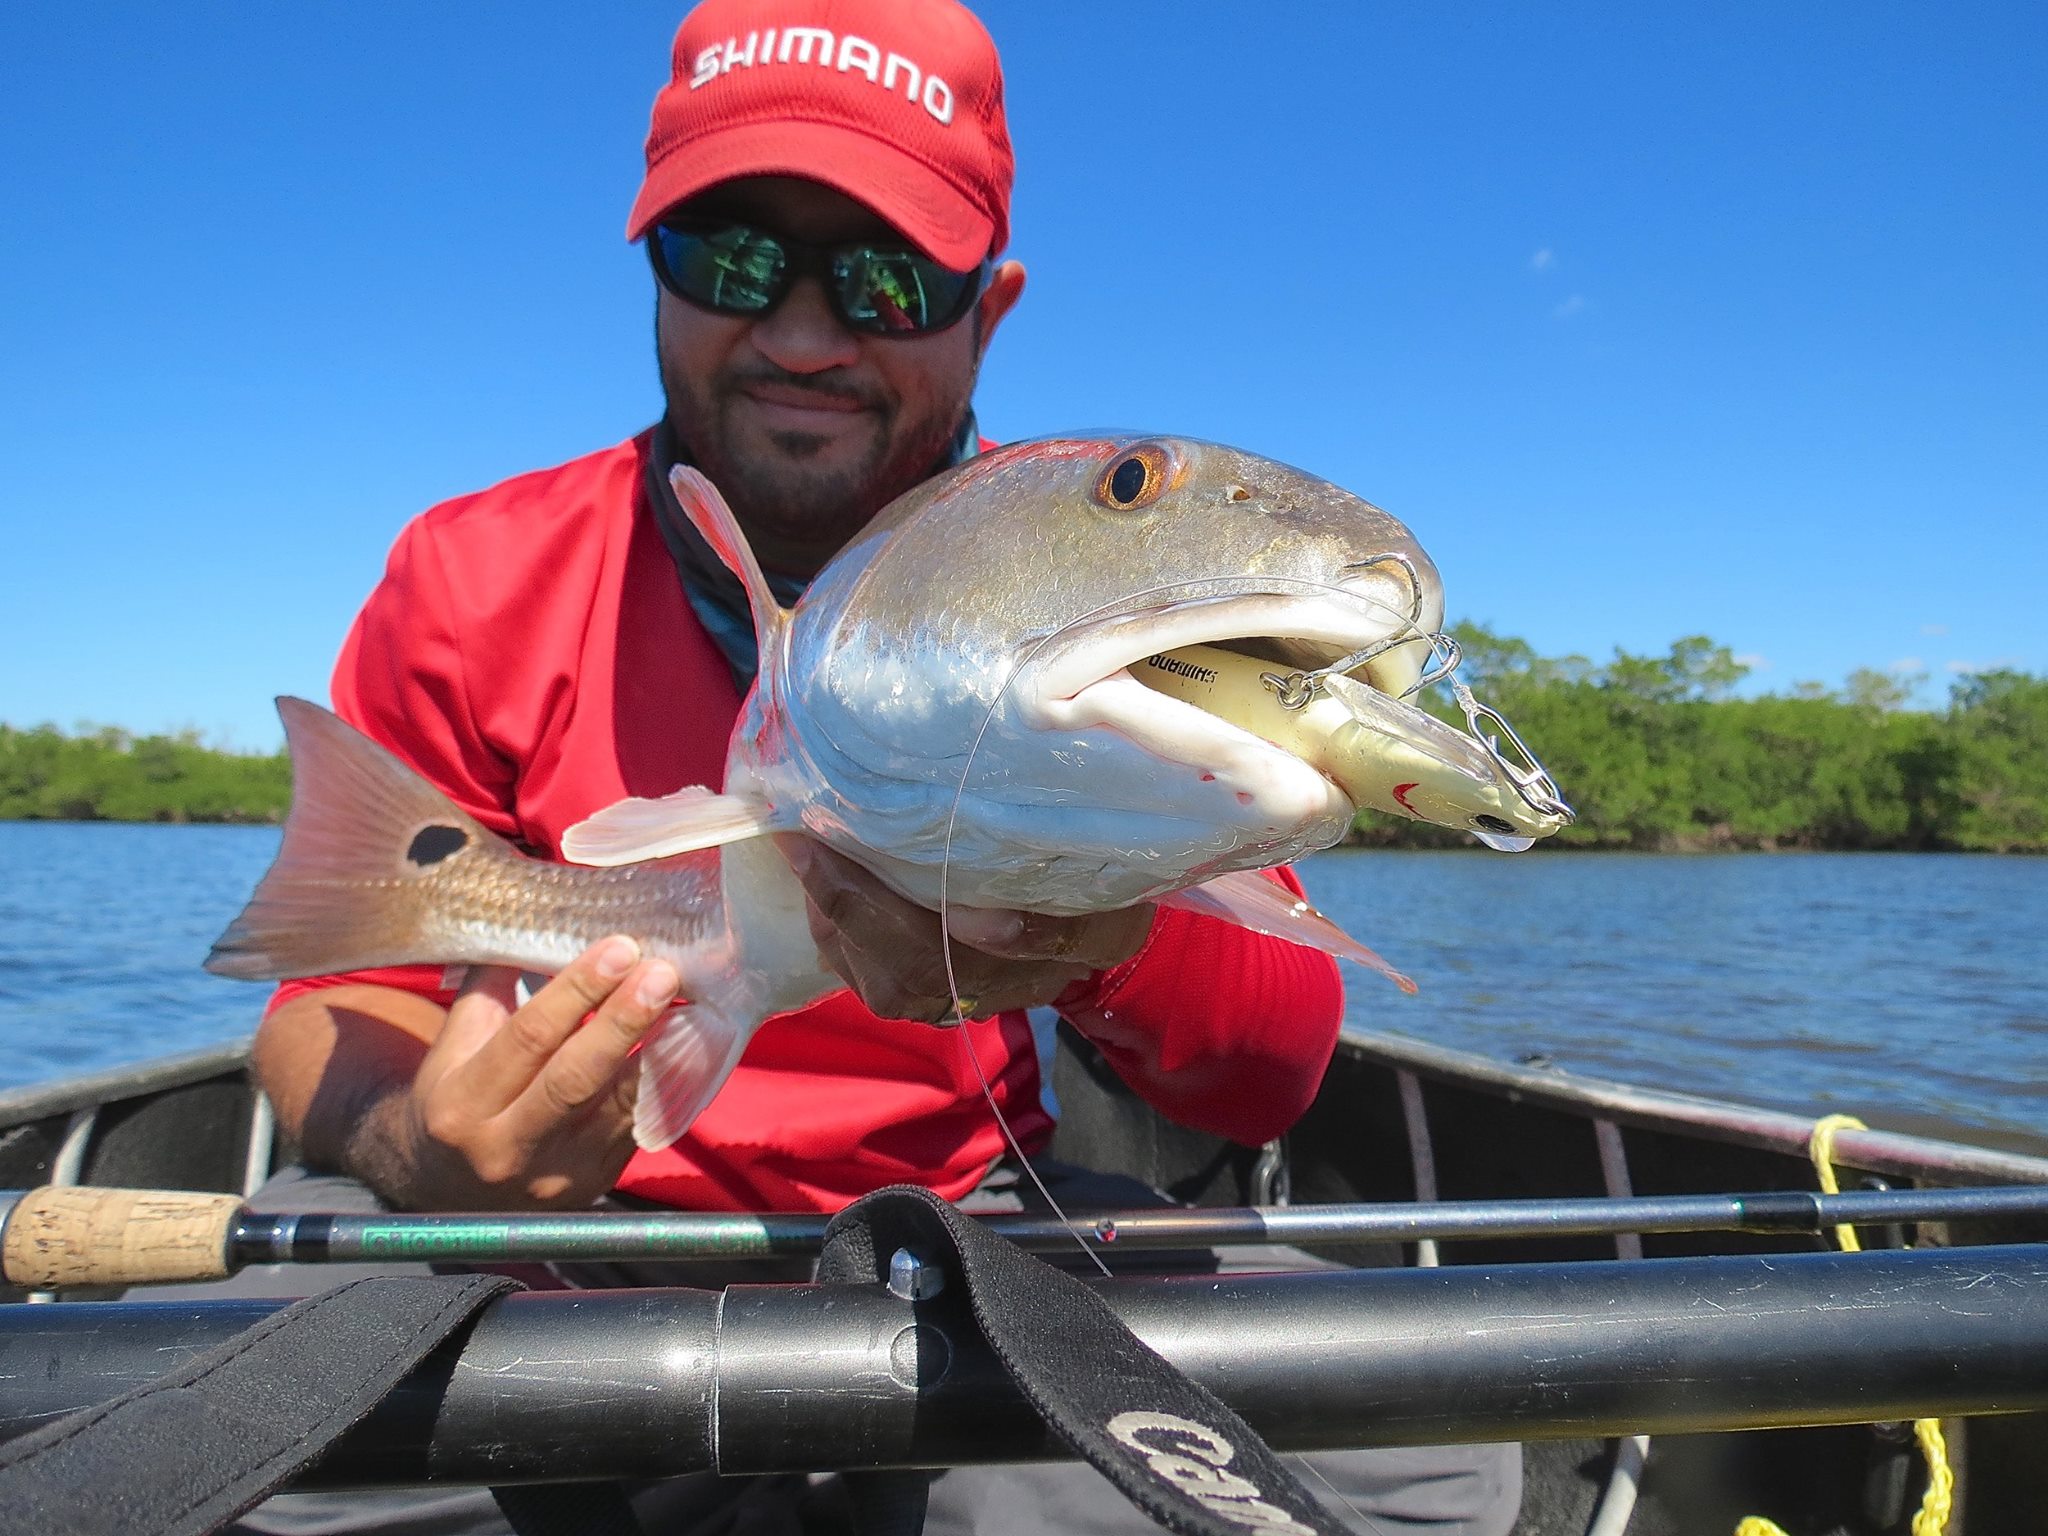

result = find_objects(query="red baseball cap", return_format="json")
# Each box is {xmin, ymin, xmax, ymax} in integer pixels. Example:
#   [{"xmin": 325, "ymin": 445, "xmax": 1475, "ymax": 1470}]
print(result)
[{"xmin": 628, "ymin": 0, "xmax": 1014, "ymax": 272}]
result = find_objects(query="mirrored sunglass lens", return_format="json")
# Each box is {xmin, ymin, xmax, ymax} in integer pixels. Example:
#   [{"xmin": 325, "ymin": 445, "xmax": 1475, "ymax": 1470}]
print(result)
[
  {"xmin": 836, "ymin": 251, "xmax": 969, "ymax": 332},
  {"xmin": 658, "ymin": 226, "xmax": 786, "ymax": 313}
]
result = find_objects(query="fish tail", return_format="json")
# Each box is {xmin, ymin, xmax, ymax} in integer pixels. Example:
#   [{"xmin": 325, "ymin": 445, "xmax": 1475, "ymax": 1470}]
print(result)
[
  {"xmin": 632, "ymin": 1000, "xmax": 759, "ymax": 1150},
  {"xmin": 205, "ymin": 698, "xmax": 513, "ymax": 980}
]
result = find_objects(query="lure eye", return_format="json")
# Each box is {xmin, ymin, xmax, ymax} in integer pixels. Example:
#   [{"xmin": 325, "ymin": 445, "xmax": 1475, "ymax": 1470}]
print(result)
[{"xmin": 1092, "ymin": 442, "xmax": 1178, "ymax": 510}]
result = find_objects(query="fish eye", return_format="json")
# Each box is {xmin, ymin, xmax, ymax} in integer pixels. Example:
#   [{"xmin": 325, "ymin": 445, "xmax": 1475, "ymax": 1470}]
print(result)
[
  {"xmin": 1109, "ymin": 457, "xmax": 1148, "ymax": 504},
  {"xmin": 1092, "ymin": 442, "xmax": 1179, "ymax": 511},
  {"xmin": 1472, "ymin": 815, "xmax": 1517, "ymax": 835}
]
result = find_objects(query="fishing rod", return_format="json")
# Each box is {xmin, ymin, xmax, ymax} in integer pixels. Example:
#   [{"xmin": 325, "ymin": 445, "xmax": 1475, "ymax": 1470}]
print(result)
[{"xmin": 5, "ymin": 1181, "xmax": 2045, "ymax": 1291}]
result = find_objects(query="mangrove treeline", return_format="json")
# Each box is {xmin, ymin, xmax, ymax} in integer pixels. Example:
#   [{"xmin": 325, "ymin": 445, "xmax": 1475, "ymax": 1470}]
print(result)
[
  {"xmin": 1364, "ymin": 626, "xmax": 2048, "ymax": 852},
  {"xmin": 0, "ymin": 725, "xmax": 290, "ymax": 824},
  {"xmin": 3, "ymin": 630, "xmax": 2044, "ymax": 850}
]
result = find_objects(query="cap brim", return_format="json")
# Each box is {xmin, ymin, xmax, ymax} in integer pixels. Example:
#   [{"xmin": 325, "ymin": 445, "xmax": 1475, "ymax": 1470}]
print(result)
[{"xmin": 627, "ymin": 120, "xmax": 994, "ymax": 271}]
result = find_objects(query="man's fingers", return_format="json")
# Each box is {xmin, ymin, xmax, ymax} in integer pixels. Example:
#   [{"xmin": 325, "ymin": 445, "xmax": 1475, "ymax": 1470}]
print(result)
[
  {"xmin": 945, "ymin": 903, "xmax": 1155, "ymax": 971},
  {"xmin": 602, "ymin": 1037, "xmax": 648, "ymax": 1122},
  {"xmin": 506, "ymin": 956, "xmax": 679, "ymax": 1137},
  {"xmin": 454, "ymin": 963, "xmax": 520, "ymax": 1011},
  {"xmin": 424, "ymin": 964, "xmax": 522, "ymax": 1087},
  {"xmin": 449, "ymin": 937, "xmax": 644, "ymax": 1110},
  {"xmin": 784, "ymin": 834, "xmax": 1148, "ymax": 1020},
  {"xmin": 829, "ymin": 937, "xmax": 1095, "ymax": 1025},
  {"xmin": 788, "ymin": 839, "xmax": 939, "ymax": 951}
]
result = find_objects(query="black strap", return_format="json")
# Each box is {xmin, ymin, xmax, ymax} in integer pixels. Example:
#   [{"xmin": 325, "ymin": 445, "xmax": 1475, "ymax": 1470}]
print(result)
[
  {"xmin": 821, "ymin": 1185, "xmax": 1349, "ymax": 1536},
  {"xmin": 493, "ymin": 1480, "xmax": 644, "ymax": 1536},
  {"xmin": 0, "ymin": 1274, "xmax": 517, "ymax": 1536},
  {"xmin": 0, "ymin": 1202, "xmax": 1344, "ymax": 1536}
]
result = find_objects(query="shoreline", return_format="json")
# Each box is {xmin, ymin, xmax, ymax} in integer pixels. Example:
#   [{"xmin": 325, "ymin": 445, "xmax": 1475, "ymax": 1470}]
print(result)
[{"xmin": 4, "ymin": 815, "xmax": 2040, "ymax": 855}]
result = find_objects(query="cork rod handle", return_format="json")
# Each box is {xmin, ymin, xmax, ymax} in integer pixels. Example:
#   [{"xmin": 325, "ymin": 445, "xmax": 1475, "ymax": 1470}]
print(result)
[{"xmin": 2, "ymin": 1186, "xmax": 244, "ymax": 1290}]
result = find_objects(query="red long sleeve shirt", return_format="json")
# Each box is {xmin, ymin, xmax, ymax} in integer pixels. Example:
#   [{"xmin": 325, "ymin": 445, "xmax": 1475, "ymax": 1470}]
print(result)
[{"xmin": 272, "ymin": 431, "xmax": 1343, "ymax": 1213}]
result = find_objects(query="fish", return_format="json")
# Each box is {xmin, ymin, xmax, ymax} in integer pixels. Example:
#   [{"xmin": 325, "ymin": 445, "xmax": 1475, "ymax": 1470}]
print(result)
[
  {"xmin": 1126, "ymin": 642, "xmax": 1569, "ymax": 853},
  {"xmin": 208, "ymin": 434, "xmax": 1571, "ymax": 1149}
]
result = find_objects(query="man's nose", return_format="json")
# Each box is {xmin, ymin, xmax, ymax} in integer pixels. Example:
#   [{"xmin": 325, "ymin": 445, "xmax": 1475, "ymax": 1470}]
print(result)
[{"xmin": 748, "ymin": 276, "xmax": 861, "ymax": 374}]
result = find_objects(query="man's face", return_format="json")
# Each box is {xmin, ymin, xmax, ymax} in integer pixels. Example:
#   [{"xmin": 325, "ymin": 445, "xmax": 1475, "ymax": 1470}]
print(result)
[{"xmin": 656, "ymin": 175, "xmax": 1024, "ymax": 578}]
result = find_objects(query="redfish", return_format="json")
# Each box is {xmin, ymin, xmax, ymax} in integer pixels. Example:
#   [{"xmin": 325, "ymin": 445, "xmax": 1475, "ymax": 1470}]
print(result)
[{"xmin": 209, "ymin": 435, "xmax": 1570, "ymax": 1148}]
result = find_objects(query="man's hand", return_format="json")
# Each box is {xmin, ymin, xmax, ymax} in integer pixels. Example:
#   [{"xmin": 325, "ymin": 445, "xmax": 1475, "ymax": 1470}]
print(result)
[
  {"xmin": 779, "ymin": 837, "xmax": 1153, "ymax": 1022},
  {"xmin": 391, "ymin": 937, "xmax": 678, "ymax": 1209}
]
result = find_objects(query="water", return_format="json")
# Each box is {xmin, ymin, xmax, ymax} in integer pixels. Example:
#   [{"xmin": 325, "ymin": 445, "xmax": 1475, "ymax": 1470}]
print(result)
[
  {"xmin": 0, "ymin": 823, "xmax": 283, "ymax": 1089},
  {"xmin": 0, "ymin": 825, "xmax": 2041, "ymax": 1150},
  {"xmin": 1300, "ymin": 849, "xmax": 2047, "ymax": 1148}
]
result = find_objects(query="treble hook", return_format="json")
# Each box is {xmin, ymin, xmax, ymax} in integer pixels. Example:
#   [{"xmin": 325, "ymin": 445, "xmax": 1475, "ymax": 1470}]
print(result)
[
  {"xmin": 1256, "ymin": 550, "xmax": 1460, "ymax": 709},
  {"xmin": 1260, "ymin": 627, "xmax": 1461, "ymax": 709},
  {"xmin": 1236, "ymin": 551, "xmax": 1576, "ymax": 825}
]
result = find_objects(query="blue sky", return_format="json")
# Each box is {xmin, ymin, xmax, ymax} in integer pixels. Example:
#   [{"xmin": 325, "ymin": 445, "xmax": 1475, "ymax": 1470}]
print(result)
[{"xmin": 3, "ymin": 3, "xmax": 2043, "ymax": 750}]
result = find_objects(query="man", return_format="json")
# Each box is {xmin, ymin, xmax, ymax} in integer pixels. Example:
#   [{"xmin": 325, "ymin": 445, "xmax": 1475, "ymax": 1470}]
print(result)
[
  {"xmin": 233, "ymin": 0, "xmax": 1520, "ymax": 1530},
  {"xmin": 253, "ymin": 0, "xmax": 1342, "ymax": 1234}
]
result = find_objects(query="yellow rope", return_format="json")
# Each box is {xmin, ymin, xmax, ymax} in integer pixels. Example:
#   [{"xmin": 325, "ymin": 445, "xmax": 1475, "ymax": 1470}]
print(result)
[
  {"xmin": 1734, "ymin": 1113, "xmax": 1953, "ymax": 1536},
  {"xmin": 1808, "ymin": 1112, "xmax": 1868, "ymax": 1250},
  {"xmin": 1911, "ymin": 1417, "xmax": 1955, "ymax": 1536}
]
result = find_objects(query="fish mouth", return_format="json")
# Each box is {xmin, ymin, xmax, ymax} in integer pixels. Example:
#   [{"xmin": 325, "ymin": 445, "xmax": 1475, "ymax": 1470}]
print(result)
[
  {"xmin": 1020, "ymin": 590, "xmax": 1573, "ymax": 849},
  {"xmin": 1020, "ymin": 590, "xmax": 1432, "ymax": 827},
  {"xmin": 1029, "ymin": 590, "xmax": 1434, "ymax": 704}
]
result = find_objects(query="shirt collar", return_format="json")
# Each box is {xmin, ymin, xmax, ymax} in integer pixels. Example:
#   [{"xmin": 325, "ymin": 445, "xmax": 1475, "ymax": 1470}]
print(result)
[{"xmin": 644, "ymin": 414, "xmax": 982, "ymax": 691}]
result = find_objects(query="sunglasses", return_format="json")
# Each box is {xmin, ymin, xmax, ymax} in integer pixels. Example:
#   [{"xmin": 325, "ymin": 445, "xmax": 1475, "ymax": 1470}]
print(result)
[{"xmin": 649, "ymin": 220, "xmax": 990, "ymax": 337}]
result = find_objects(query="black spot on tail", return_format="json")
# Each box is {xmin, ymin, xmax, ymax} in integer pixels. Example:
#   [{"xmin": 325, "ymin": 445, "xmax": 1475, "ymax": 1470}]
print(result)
[{"xmin": 406, "ymin": 824, "xmax": 469, "ymax": 866}]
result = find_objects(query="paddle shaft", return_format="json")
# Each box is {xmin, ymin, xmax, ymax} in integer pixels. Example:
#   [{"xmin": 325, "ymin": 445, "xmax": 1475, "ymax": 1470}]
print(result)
[{"xmin": 6, "ymin": 1182, "xmax": 2047, "ymax": 1290}]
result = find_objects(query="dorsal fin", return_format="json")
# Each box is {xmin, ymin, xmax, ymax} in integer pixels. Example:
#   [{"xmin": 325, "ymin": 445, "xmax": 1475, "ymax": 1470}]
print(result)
[{"xmin": 671, "ymin": 465, "xmax": 786, "ymax": 659}]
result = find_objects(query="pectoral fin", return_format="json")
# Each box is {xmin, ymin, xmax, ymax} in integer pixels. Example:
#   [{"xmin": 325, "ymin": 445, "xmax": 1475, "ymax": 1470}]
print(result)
[
  {"xmin": 632, "ymin": 1000, "xmax": 761, "ymax": 1150},
  {"xmin": 1161, "ymin": 871, "xmax": 1418, "ymax": 995},
  {"xmin": 561, "ymin": 785, "xmax": 794, "ymax": 866}
]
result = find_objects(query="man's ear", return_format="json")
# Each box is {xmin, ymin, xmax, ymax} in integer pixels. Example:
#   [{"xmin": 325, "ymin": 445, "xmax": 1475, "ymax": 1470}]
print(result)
[{"xmin": 975, "ymin": 259, "xmax": 1026, "ymax": 361}]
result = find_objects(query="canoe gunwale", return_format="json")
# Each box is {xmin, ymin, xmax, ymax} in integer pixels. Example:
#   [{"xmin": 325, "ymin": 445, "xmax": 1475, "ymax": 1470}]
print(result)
[
  {"xmin": 8, "ymin": 1030, "xmax": 2043, "ymax": 1193},
  {"xmin": 1335, "ymin": 1024, "xmax": 2048, "ymax": 1187},
  {"xmin": 0, "ymin": 1040, "xmax": 256, "ymax": 1128}
]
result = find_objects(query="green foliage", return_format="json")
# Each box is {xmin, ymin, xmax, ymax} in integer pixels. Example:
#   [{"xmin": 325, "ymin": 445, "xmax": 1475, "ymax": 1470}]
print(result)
[
  {"xmin": 1844, "ymin": 667, "xmax": 1921, "ymax": 713},
  {"xmin": 6, "ymin": 647, "xmax": 2044, "ymax": 853},
  {"xmin": 0, "ymin": 723, "xmax": 289, "ymax": 824},
  {"xmin": 1945, "ymin": 670, "xmax": 2048, "ymax": 851},
  {"xmin": 1352, "ymin": 626, "xmax": 2048, "ymax": 853},
  {"xmin": 1602, "ymin": 635, "xmax": 1750, "ymax": 704}
]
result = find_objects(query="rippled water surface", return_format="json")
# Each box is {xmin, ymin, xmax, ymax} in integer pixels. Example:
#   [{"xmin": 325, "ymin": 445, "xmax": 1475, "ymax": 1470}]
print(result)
[
  {"xmin": 0, "ymin": 823, "xmax": 284, "ymax": 1088},
  {"xmin": 1301, "ymin": 848, "xmax": 2046, "ymax": 1147},
  {"xmin": 1, "ymin": 825, "xmax": 2042, "ymax": 1148}
]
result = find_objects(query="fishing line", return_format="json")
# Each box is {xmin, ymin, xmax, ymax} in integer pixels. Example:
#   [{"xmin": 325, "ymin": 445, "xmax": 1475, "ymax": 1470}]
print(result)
[
  {"xmin": 1289, "ymin": 1456, "xmax": 1391, "ymax": 1536},
  {"xmin": 937, "ymin": 640, "xmax": 1112, "ymax": 1278},
  {"xmin": 948, "ymin": 1007, "xmax": 1111, "ymax": 1276},
  {"xmin": 932, "ymin": 573, "xmax": 1438, "ymax": 1282}
]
